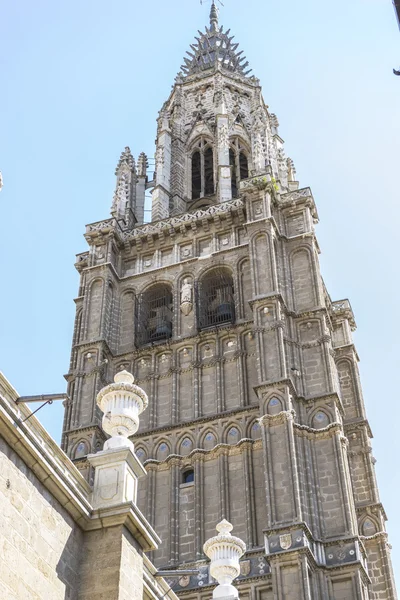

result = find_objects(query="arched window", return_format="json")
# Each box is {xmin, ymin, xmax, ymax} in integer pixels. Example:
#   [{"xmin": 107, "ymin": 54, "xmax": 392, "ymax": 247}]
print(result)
[
  {"xmin": 198, "ymin": 268, "xmax": 235, "ymax": 329},
  {"xmin": 229, "ymin": 149, "xmax": 237, "ymax": 198},
  {"xmin": 182, "ymin": 469, "xmax": 194, "ymax": 484},
  {"xmin": 191, "ymin": 138, "xmax": 214, "ymax": 199},
  {"xmin": 136, "ymin": 284, "xmax": 173, "ymax": 345},
  {"xmin": 230, "ymin": 139, "xmax": 249, "ymax": 198},
  {"xmin": 192, "ymin": 151, "xmax": 201, "ymax": 199}
]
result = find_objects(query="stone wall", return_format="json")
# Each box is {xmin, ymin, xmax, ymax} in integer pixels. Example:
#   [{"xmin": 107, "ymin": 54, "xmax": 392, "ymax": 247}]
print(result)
[{"xmin": 0, "ymin": 437, "xmax": 83, "ymax": 600}]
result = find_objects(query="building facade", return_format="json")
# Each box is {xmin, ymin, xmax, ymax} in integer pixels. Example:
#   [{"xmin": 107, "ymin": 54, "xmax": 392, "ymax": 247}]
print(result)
[{"xmin": 61, "ymin": 5, "xmax": 397, "ymax": 598}]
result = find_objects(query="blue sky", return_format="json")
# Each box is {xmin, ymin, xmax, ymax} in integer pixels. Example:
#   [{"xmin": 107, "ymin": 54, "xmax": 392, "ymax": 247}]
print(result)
[{"xmin": 1, "ymin": 0, "xmax": 399, "ymax": 582}]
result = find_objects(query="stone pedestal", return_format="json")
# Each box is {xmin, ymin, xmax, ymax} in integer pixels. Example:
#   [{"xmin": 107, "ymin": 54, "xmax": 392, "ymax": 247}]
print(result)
[
  {"xmin": 78, "ymin": 370, "xmax": 160, "ymax": 600},
  {"xmin": 88, "ymin": 446, "xmax": 146, "ymax": 509}
]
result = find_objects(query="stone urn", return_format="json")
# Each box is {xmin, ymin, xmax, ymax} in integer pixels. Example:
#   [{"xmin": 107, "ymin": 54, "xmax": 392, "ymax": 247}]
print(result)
[
  {"xmin": 203, "ymin": 520, "xmax": 246, "ymax": 598},
  {"xmin": 96, "ymin": 370, "xmax": 148, "ymax": 451}
]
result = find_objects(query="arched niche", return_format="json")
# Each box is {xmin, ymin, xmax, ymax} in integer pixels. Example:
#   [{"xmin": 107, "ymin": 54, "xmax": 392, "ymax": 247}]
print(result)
[
  {"xmin": 179, "ymin": 437, "xmax": 194, "ymax": 456},
  {"xmin": 266, "ymin": 397, "xmax": 282, "ymax": 415},
  {"xmin": 311, "ymin": 410, "xmax": 330, "ymax": 429},
  {"xmin": 136, "ymin": 447, "xmax": 147, "ymax": 463},
  {"xmin": 137, "ymin": 283, "xmax": 173, "ymax": 345},
  {"xmin": 73, "ymin": 440, "xmax": 90, "ymax": 460},
  {"xmin": 250, "ymin": 421, "xmax": 262, "ymax": 440},
  {"xmin": 198, "ymin": 267, "xmax": 235, "ymax": 329},
  {"xmin": 119, "ymin": 290, "xmax": 135, "ymax": 353},
  {"xmin": 226, "ymin": 426, "xmax": 241, "ymax": 445},
  {"xmin": 203, "ymin": 431, "xmax": 217, "ymax": 450},
  {"xmin": 87, "ymin": 278, "xmax": 104, "ymax": 339},
  {"xmin": 252, "ymin": 233, "xmax": 273, "ymax": 296},
  {"xmin": 361, "ymin": 518, "xmax": 378, "ymax": 537},
  {"xmin": 290, "ymin": 248, "xmax": 316, "ymax": 312},
  {"xmin": 156, "ymin": 441, "xmax": 171, "ymax": 461}
]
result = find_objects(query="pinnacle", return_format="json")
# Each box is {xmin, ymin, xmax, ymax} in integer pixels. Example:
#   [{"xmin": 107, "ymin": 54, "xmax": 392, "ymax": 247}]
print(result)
[
  {"xmin": 210, "ymin": 1, "xmax": 218, "ymax": 32},
  {"xmin": 137, "ymin": 152, "xmax": 149, "ymax": 178},
  {"xmin": 115, "ymin": 146, "xmax": 135, "ymax": 174}
]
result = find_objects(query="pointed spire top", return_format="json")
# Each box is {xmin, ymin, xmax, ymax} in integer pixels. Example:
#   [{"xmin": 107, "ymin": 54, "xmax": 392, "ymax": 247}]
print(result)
[
  {"xmin": 179, "ymin": 3, "xmax": 252, "ymax": 79},
  {"xmin": 210, "ymin": 1, "xmax": 218, "ymax": 32},
  {"xmin": 115, "ymin": 146, "xmax": 135, "ymax": 175}
]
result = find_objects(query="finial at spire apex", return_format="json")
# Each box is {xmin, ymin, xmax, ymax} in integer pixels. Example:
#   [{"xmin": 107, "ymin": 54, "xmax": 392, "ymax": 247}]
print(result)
[{"xmin": 210, "ymin": 0, "xmax": 219, "ymax": 32}]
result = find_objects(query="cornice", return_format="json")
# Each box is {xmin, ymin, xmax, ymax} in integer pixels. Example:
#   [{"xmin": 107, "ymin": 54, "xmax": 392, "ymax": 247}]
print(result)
[
  {"xmin": 135, "ymin": 404, "xmax": 260, "ymax": 440},
  {"xmin": 343, "ymin": 418, "xmax": 373, "ymax": 438},
  {"xmin": 123, "ymin": 198, "xmax": 245, "ymax": 245},
  {"xmin": 109, "ymin": 320, "xmax": 255, "ymax": 361},
  {"xmin": 355, "ymin": 502, "xmax": 388, "ymax": 522},
  {"xmin": 0, "ymin": 372, "xmax": 92, "ymax": 527}
]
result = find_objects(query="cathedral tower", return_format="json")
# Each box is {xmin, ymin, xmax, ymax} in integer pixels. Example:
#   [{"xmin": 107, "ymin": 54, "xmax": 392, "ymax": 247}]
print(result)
[{"xmin": 62, "ymin": 4, "xmax": 397, "ymax": 598}]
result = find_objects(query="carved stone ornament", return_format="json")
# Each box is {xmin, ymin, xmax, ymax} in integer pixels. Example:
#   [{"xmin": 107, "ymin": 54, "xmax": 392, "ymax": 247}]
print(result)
[
  {"xmin": 279, "ymin": 533, "xmax": 292, "ymax": 550},
  {"xmin": 96, "ymin": 370, "xmax": 148, "ymax": 451},
  {"xmin": 203, "ymin": 519, "xmax": 246, "ymax": 599},
  {"xmin": 240, "ymin": 559, "xmax": 251, "ymax": 576},
  {"xmin": 218, "ymin": 124, "xmax": 229, "ymax": 148},
  {"xmin": 180, "ymin": 278, "xmax": 193, "ymax": 315}
]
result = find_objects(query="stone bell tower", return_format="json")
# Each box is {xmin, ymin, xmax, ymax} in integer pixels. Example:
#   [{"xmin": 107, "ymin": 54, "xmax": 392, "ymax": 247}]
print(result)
[{"xmin": 62, "ymin": 3, "xmax": 397, "ymax": 598}]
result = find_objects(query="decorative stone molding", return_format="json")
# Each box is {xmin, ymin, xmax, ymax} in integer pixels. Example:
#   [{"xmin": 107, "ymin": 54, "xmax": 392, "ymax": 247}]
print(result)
[
  {"xmin": 203, "ymin": 520, "xmax": 246, "ymax": 598},
  {"xmin": 293, "ymin": 421, "xmax": 342, "ymax": 440},
  {"xmin": 240, "ymin": 174, "xmax": 274, "ymax": 192},
  {"xmin": 96, "ymin": 370, "xmax": 148, "ymax": 451},
  {"xmin": 123, "ymin": 198, "xmax": 244, "ymax": 244},
  {"xmin": 258, "ymin": 410, "xmax": 295, "ymax": 427},
  {"xmin": 142, "ymin": 439, "xmax": 263, "ymax": 469}
]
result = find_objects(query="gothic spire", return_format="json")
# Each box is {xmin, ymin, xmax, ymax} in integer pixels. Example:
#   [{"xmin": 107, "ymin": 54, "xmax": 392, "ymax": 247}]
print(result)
[{"xmin": 179, "ymin": 4, "xmax": 252, "ymax": 78}]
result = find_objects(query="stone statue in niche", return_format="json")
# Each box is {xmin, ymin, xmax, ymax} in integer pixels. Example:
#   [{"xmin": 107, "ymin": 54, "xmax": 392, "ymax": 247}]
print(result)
[{"xmin": 180, "ymin": 278, "xmax": 193, "ymax": 315}]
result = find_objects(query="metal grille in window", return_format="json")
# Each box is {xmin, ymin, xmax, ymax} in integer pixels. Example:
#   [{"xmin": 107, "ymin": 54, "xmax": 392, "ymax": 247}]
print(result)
[
  {"xmin": 136, "ymin": 285, "xmax": 173, "ymax": 346},
  {"xmin": 197, "ymin": 269, "xmax": 235, "ymax": 329}
]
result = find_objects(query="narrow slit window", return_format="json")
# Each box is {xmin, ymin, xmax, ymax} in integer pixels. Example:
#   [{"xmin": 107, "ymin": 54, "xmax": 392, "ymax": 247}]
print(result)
[
  {"xmin": 239, "ymin": 152, "xmax": 249, "ymax": 180},
  {"xmin": 192, "ymin": 151, "xmax": 201, "ymax": 200},
  {"xmin": 204, "ymin": 147, "xmax": 214, "ymax": 196},
  {"xmin": 230, "ymin": 149, "xmax": 237, "ymax": 198}
]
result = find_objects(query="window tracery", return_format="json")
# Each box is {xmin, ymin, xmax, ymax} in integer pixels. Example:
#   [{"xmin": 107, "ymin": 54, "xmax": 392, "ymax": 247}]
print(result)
[{"xmin": 191, "ymin": 138, "xmax": 215, "ymax": 200}]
